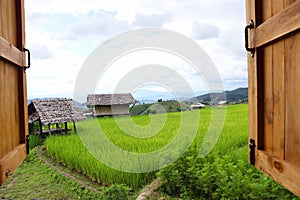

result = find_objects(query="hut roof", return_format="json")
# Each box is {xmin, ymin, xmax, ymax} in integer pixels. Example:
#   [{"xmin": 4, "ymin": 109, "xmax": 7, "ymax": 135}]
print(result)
[
  {"xmin": 191, "ymin": 103, "xmax": 206, "ymax": 108},
  {"xmin": 85, "ymin": 93, "xmax": 137, "ymax": 106},
  {"xmin": 218, "ymin": 100, "xmax": 228, "ymax": 105},
  {"xmin": 28, "ymin": 98, "xmax": 86, "ymax": 125}
]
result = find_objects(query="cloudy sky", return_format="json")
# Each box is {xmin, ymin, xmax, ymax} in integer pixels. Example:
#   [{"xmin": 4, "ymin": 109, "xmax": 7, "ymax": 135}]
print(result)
[{"xmin": 25, "ymin": 0, "xmax": 247, "ymax": 101}]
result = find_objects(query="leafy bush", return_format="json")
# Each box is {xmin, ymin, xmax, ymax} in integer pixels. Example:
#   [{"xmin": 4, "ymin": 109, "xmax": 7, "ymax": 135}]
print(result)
[
  {"xmin": 100, "ymin": 184, "xmax": 130, "ymax": 200},
  {"xmin": 158, "ymin": 148, "xmax": 298, "ymax": 199}
]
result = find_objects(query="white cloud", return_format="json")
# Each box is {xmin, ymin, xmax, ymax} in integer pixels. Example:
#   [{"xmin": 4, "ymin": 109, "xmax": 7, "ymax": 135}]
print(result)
[
  {"xmin": 133, "ymin": 13, "xmax": 171, "ymax": 28},
  {"xmin": 61, "ymin": 11, "xmax": 130, "ymax": 40},
  {"xmin": 31, "ymin": 43, "xmax": 54, "ymax": 59},
  {"xmin": 25, "ymin": 0, "xmax": 247, "ymax": 99},
  {"xmin": 95, "ymin": 50, "xmax": 208, "ymax": 99},
  {"xmin": 191, "ymin": 22, "xmax": 220, "ymax": 40}
]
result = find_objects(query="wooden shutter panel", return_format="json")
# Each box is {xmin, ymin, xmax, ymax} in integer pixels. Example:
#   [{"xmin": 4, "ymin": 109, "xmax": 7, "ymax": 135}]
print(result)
[
  {"xmin": 0, "ymin": 0, "xmax": 28, "ymax": 185},
  {"xmin": 246, "ymin": 0, "xmax": 300, "ymax": 197}
]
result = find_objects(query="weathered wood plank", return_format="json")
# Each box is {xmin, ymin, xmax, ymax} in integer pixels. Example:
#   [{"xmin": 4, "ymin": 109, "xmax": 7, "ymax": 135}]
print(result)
[
  {"xmin": 0, "ymin": 0, "xmax": 3, "ymax": 37},
  {"xmin": 0, "ymin": 60, "xmax": 5, "ymax": 160},
  {"xmin": 285, "ymin": 0, "xmax": 298, "ymax": 7},
  {"xmin": 16, "ymin": 0, "xmax": 26, "ymax": 50},
  {"xmin": 0, "ymin": 6, "xmax": 4, "ymax": 164},
  {"xmin": 1, "ymin": 0, "xmax": 9, "ymax": 41},
  {"xmin": 16, "ymin": 0, "xmax": 28, "ymax": 144},
  {"xmin": 247, "ymin": 0, "xmax": 259, "ymax": 164},
  {"xmin": 247, "ymin": 0, "xmax": 300, "ymax": 197},
  {"xmin": 261, "ymin": 0, "xmax": 273, "ymax": 154},
  {"xmin": 0, "ymin": 144, "xmax": 26, "ymax": 185},
  {"xmin": 0, "ymin": 0, "xmax": 27, "ymax": 186},
  {"xmin": 257, "ymin": 150, "xmax": 300, "ymax": 197},
  {"xmin": 0, "ymin": 36, "xmax": 25, "ymax": 67},
  {"xmin": 8, "ymin": 0, "xmax": 17, "ymax": 152},
  {"xmin": 4, "ymin": 64, "xmax": 13, "ymax": 157},
  {"xmin": 8, "ymin": 0, "xmax": 17, "ymax": 46},
  {"xmin": 271, "ymin": 0, "xmax": 285, "ymax": 160},
  {"xmin": 263, "ymin": 45, "xmax": 274, "ymax": 153},
  {"xmin": 255, "ymin": 0, "xmax": 300, "ymax": 47},
  {"xmin": 285, "ymin": 32, "xmax": 300, "ymax": 166}
]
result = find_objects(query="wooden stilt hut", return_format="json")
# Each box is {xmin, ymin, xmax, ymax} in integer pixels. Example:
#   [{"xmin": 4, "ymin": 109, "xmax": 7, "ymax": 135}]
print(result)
[{"xmin": 28, "ymin": 98, "xmax": 86, "ymax": 135}]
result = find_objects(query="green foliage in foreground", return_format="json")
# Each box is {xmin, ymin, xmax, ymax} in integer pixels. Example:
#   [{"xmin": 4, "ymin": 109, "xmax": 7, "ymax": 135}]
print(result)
[
  {"xmin": 45, "ymin": 104, "xmax": 299, "ymax": 199},
  {"xmin": 158, "ymin": 148, "xmax": 298, "ymax": 199},
  {"xmin": 158, "ymin": 105, "xmax": 298, "ymax": 199},
  {"xmin": 100, "ymin": 184, "xmax": 131, "ymax": 200}
]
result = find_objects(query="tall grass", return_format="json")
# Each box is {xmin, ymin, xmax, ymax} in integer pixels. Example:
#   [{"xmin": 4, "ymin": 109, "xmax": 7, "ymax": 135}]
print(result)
[{"xmin": 45, "ymin": 105, "xmax": 248, "ymax": 189}]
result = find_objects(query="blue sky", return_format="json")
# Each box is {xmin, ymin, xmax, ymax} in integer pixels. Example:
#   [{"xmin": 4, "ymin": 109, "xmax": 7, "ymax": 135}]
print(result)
[{"xmin": 25, "ymin": 0, "xmax": 247, "ymax": 101}]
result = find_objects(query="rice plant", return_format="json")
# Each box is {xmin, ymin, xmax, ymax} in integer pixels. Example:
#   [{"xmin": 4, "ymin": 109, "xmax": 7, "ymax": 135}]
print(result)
[{"xmin": 45, "ymin": 104, "xmax": 248, "ymax": 190}]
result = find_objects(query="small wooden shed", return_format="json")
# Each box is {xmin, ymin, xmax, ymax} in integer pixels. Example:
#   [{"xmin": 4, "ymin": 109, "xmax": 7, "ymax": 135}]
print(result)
[
  {"xmin": 85, "ymin": 93, "xmax": 136, "ymax": 117},
  {"xmin": 28, "ymin": 99, "xmax": 86, "ymax": 135},
  {"xmin": 246, "ymin": 0, "xmax": 300, "ymax": 197},
  {"xmin": 0, "ymin": 0, "xmax": 28, "ymax": 185}
]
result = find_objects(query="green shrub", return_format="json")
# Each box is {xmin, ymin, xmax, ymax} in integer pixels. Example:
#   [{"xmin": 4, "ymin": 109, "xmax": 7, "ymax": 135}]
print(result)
[
  {"xmin": 101, "ymin": 184, "xmax": 130, "ymax": 200},
  {"xmin": 158, "ymin": 149, "xmax": 298, "ymax": 199}
]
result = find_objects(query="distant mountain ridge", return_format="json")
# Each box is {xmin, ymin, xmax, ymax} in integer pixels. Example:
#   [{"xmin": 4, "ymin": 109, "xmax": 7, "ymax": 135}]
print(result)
[
  {"xmin": 27, "ymin": 88, "xmax": 248, "ymax": 110},
  {"xmin": 195, "ymin": 87, "xmax": 248, "ymax": 104}
]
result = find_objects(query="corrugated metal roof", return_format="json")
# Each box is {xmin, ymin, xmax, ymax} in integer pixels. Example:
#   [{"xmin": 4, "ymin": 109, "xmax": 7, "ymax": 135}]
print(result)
[{"xmin": 28, "ymin": 98, "xmax": 86, "ymax": 125}]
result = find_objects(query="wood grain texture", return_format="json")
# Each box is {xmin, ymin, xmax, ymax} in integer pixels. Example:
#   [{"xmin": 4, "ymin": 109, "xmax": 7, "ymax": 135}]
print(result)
[
  {"xmin": 257, "ymin": 151, "xmax": 300, "ymax": 197},
  {"xmin": 0, "ymin": 1, "xmax": 2, "ymax": 37},
  {"xmin": 255, "ymin": 0, "xmax": 300, "ymax": 47},
  {"xmin": 16, "ymin": 0, "xmax": 28, "ymax": 144},
  {"xmin": 0, "ymin": 144, "xmax": 27, "ymax": 185},
  {"xmin": 0, "ymin": 0, "xmax": 28, "ymax": 186},
  {"xmin": 271, "ymin": 0, "xmax": 285, "ymax": 160},
  {"xmin": 248, "ymin": 0, "xmax": 300, "ymax": 196},
  {"xmin": 247, "ymin": 0, "xmax": 259, "ymax": 164},
  {"xmin": 0, "ymin": 60, "xmax": 6, "ymax": 160},
  {"xmin": 0, "ymin": 36, "xmax": 25, "ymax": 67},
  {"xmin": 262, "ymin": 0, "xmax": 273, "ymax": 153},
  {"xmin": 285, "ymin": 32, "xmax": 300, "ymax": 165},
  {"xmin": 1, "ymin": 0, "xmax": 8, "ymax": 41}
]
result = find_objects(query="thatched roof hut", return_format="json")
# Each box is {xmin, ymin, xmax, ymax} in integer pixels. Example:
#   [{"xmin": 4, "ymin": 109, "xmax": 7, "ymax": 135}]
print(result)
[
  {"xmin": 85, "ymin": 93, "xmax": 136, "ymax": 106},
  {"xmin": 28, "ymin": 98, "xmax": 86, "ymax": 124},
  {"xmin": 85, "ymin": 93, "xmax": 137, "ymax": 116},
  {"xmin": 28, "ymin": 98, "xmax": 86, "ymax": 134}
]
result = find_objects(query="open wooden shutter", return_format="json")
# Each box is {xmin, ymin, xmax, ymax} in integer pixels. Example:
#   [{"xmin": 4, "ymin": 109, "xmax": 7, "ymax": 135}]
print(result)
[
  {"xmin": 0, "ymin": 0, "xmax": 29, "ymax": 185},
  {"xmin": 246, "ymin": 0, "xmax": 300, "ymax": 197}
]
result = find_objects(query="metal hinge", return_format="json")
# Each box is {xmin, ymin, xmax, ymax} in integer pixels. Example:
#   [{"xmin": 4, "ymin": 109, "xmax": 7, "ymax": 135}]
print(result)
[
  {"xmin": 245, "ymin": 20, "xmax": 255, "ymax": 57},
  {"xmin": 249, "ymin": 139, "xmax": 255, "ymax": 165},
  {"xmin": 24, "ymin": 48, "xmax": 31, "ymax": 69},
  {"xmin": 5, "ymin": 169, "xmax": 12, "ymax": 176},
  {"xmin": 26, "ymin": 135, "xmax": 30, "ymax": 154}
]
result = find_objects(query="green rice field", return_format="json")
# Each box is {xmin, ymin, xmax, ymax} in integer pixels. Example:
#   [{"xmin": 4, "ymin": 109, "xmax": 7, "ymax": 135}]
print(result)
[
  {"xmin": 45, "ymin": 105, "xmax": 245, "ymax": 188},
  {"xmin": 44, "ymin": 104, "xmax": 299, "ymax": 199}
]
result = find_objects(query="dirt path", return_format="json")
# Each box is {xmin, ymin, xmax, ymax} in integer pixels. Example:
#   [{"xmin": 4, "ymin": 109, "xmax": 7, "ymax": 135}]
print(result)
[
  {"xmin": 36, "ymin": 147, "xmax": 99, "ymax": 193},
  {"xmin": 136, "ymin": 179, "xmax": 162, "ymax": 200},
  {"xmin": 36, "ymin": 147, "xmax": 162, "ymax": 199}
]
